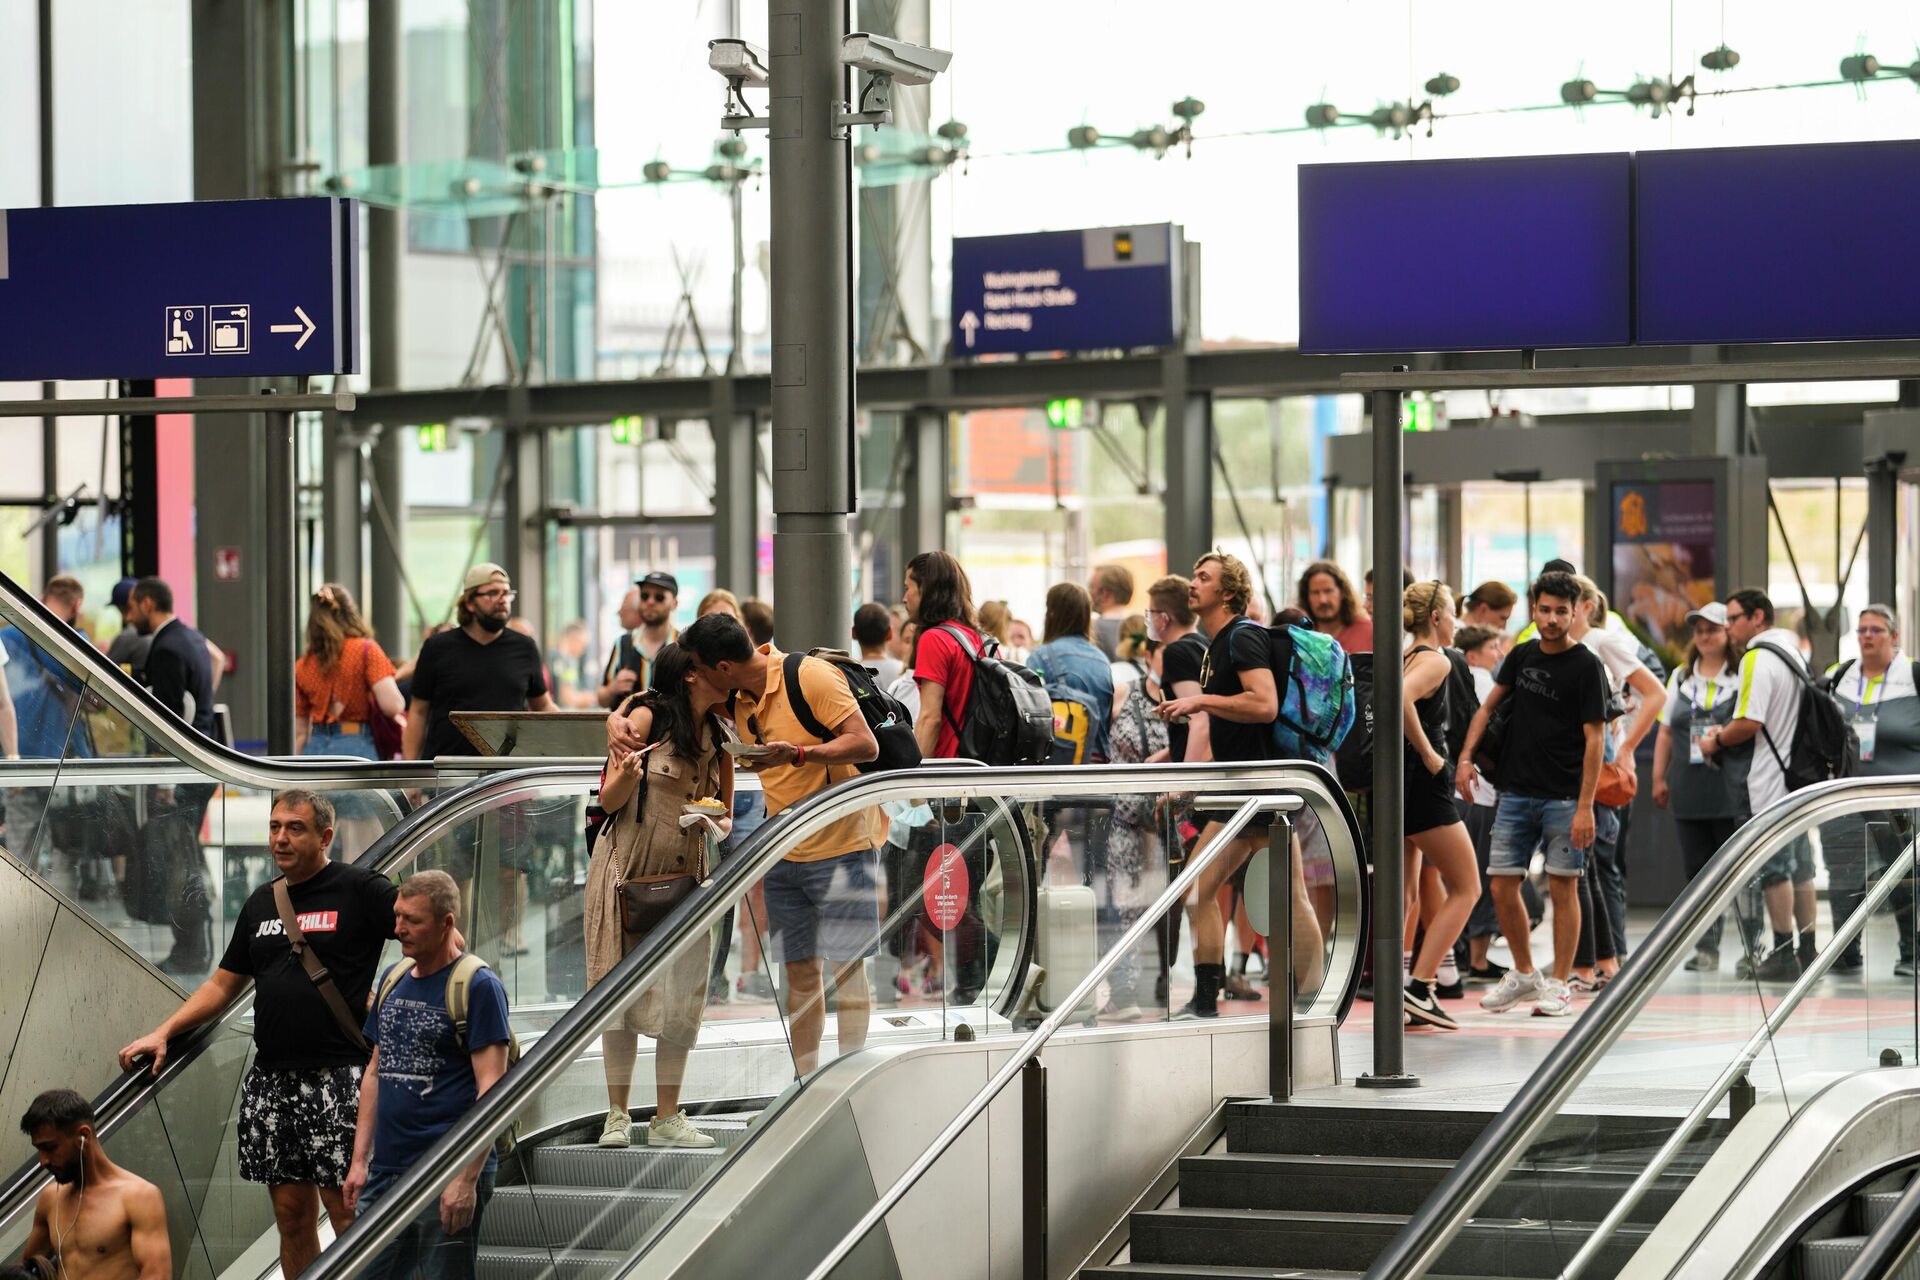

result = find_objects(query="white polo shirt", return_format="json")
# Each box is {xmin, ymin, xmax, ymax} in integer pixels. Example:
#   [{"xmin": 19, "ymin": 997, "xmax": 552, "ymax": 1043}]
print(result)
[{"xmin": 1733, "ymin": 628, "xmax": 1807, "ymax": 815}]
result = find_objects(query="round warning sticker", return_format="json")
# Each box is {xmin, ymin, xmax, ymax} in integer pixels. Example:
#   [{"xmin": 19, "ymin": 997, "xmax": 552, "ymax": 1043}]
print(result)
[{"xmin": 923, "ymin": 843, "xmax": 970, "ymax": 931}]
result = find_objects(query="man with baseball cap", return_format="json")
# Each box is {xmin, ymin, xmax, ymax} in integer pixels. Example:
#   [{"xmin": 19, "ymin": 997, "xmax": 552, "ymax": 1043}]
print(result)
[
  {"xmin": 596, "ymin": 571, "xmax": 679, "ymax": 709},
  {"xmin": 401, "ymin": 564, "xmax": 554, "ymax": 760}
]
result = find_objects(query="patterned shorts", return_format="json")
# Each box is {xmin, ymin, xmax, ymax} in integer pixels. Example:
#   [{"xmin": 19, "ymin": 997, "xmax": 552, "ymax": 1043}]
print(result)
[{"xmin": 238, "ymin": 1064, "xmax": 362, "ymax": 1187}]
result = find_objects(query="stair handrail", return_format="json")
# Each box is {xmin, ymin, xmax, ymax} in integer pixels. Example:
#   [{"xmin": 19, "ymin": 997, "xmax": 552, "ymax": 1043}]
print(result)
[
  {"xmin": 298, "ymin": 763, "xmax": 1351, "ymax": 1280},
  {"xmin": 800, "ymin": 792, "xmax": 1308, "ymax": 1280},
  {"xmin": 1367, "ymin": 774, "xmax": 1920, "ymax": 1280}
]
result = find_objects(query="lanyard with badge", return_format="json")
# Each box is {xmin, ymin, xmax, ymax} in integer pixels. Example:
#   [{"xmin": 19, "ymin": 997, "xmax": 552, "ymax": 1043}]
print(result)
[
  {"xmin": 1854, "ymin": 663, "xmax": 1888, "ymax": 763},
  {"xmin": 1687, "ymin": 673, "xmax": 1722, "ymax": 766}
]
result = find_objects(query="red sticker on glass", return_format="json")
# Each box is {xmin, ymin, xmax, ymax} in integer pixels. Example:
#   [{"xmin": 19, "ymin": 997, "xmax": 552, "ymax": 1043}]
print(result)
[{"xmin": 923, "ymin": 843, "xmax": 970, "ymax": 931}]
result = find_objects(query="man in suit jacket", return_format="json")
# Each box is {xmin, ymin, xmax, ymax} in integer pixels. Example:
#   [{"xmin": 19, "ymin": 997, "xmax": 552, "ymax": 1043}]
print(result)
[{"xmin": 126, "ymin": 577, "xmax": 216, "ymax": 737}]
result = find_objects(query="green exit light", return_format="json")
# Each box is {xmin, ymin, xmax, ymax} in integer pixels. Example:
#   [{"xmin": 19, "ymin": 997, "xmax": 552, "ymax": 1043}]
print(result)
[
  {"xmin": 1404, "ymin": 399, "xmax": 1434, "ymax": 433},
  {"xmin": 1045, "ymin": 397, "xmax": 1084, "ymax": 429},
  {"xmin": 611, "ymin": 415, "xmax": 645, "ymax": 444},
  {"xmin": 416, "ymin": 422, "xmax": 450, "ymax": 452}
]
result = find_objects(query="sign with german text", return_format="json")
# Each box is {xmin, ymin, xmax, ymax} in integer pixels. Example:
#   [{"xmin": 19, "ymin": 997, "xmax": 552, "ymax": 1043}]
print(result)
[{"xmin": 950, "ymin": 224, "xmax": 1182, "ymax": 358}]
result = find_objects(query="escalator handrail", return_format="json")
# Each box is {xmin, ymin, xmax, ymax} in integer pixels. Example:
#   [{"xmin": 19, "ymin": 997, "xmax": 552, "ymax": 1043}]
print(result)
[
  {"xmin": 1367, "ymin": 772, "xmax": 1920, "ymax": 1280},
  {"xmin": 0, "ymin": 763, "xmax": 600, "ymax": 1226},
  {"xmin": 297, "ymin": 759, "xmax": 1361, "ymax": 1280},
  {"xmin": 801, "ymin": 792, "xmax": 1311, "ymax": 1280},
  {"xmin": 0, "ymin": 568, "xmax": 600, "ymax": 787},
  {"xmin": 1841, "ymin": 1168, "xmax": 1920, "ymax": 1280}
]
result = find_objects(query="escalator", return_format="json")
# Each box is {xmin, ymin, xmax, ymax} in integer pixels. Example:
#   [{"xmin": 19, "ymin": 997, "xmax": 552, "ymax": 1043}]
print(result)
[{"xmin": 259, "ymin": 762, "xmax": 1364, "ymax": 1280}]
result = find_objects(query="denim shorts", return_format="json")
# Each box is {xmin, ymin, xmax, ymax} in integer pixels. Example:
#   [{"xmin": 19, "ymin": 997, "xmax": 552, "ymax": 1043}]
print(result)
[
  {"xmin": 1761, "ymin": 834, "xmax": 1816, "ymax": 888},
  {"xmin": 1489, "ymin": 794, "xmax": 1587, "ymax": 878},
  {"xmin": 764, "ymin": 847, "xmax": 882, "ymax": 964}
]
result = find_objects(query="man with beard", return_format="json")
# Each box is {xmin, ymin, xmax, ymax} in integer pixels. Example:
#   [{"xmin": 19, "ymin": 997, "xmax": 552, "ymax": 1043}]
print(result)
[
  {"xmin": 402, "ymin": 565, "xmax": 554, "ymax": 761},
  {"xmin": 1295, "ymin": 560, "xmax": 1373, "ymax": 654},
  {"xmin": 597, "ymin": 572, "xmax": 680, "ymax": 709},
  {"xmin": 19, "ymin": 1089, "xmax": 170, "ymax": 1280}
]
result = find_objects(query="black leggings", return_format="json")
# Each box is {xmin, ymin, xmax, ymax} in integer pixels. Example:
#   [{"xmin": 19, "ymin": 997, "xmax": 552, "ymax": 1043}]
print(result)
[{"xmin": 1574, "ymin": 869, "xmax": 1617, "ymax": 969}]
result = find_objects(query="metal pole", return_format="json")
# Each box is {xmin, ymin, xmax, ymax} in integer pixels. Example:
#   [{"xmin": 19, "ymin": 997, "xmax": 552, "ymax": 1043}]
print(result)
[
  {"xmin": 1023, "ymin": 1057, "xmax": 1048, "ymax": 1280},
  {"xmin": 1360, "ymin": 385, "xmax": 1419, "ymax": 1088},
  {"xmin": 728, "ymin": 178, "xmax": 746, "ymax": 375},
  {"xmin": 264, "ymin": 409, "xmax": 297, "ymax": 756},
  {"xmin": 37, "ymin": 0, "xmax": 55, "ymax": 582},
  {"xmin": 1269, "ymin": 813, "xmax": 1294, "ymax": 1102},
  {"xmin": 767, "ymin": 0, "xmax": 855, "ymax": 652},
  {"xmin": 367, "ymin": 0, "xmax": 407, "ymax": 649}
]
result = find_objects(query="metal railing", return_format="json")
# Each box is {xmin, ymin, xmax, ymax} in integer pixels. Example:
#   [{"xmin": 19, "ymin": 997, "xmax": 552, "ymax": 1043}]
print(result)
[
  {"xmin": 1367, "ymin": 773, "xmax": 1920, "ymax": 1280},
  {"xmin": 1842, "ymin": 1171, "xmax": 1920, "ymax": 1280},
  {"xmin": 298, "ymin": 761, "xmax": 1359, "ymax": 1280},
  {"xmin": 801, "ymin": 793, "xmax": 1306, "ymax": 1280}
]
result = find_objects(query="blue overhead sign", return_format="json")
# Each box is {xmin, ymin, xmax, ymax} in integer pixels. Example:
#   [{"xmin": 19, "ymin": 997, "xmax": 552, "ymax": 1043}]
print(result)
[
  {"xmin": 0, "ymin": 196, "xmax": 360, "ymax": 381},
  {"xmin": 950, "ymin": 224, "xmax": 1182, "ymax": 358}
]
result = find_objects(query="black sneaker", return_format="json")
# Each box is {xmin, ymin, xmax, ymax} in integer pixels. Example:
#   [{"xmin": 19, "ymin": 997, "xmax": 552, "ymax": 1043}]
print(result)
[
  {"xmin": 1734, "ymin": 953, "xmax": 1756, "ymax": 981},
  {"xmin": 1172, "ymin": 1001, "xmax": 1219, "ymax": 1020},
  {"xmin": 1896, "ymin": 958, "xmax": 1916, "ymax": 979},
  {"xmin": 1828, "ymin": 954, "xmax": 1864, "ymax": 977},
  {"xmin": 1466, "ymin": 961, "xmax": 1508, "ymax": 986},
  {"xmin": 1403, "ymin": 983, "xmax": 1460, "ymax": 1030},
  {"xmin": 1435, "ymin": 979, "xmax": 1465, "ymax": 1000},
  {"xmin": 1755, "ymin": 947, "xmax": 1803, "ymax": 983}
]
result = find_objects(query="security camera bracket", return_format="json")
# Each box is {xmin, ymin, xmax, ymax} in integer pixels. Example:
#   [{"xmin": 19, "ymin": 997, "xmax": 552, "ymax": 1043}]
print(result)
[
  {"xmin": 720, "ymin": 79, "xmax": 772, "ymax": 133},
  {"xmin": 835, "ymin": 73, "xmax": 896, "ymax": 131}
]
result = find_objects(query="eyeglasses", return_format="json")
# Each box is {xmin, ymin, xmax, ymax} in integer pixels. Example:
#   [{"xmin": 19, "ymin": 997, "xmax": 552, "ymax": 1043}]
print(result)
[
  {"xmin": 472, "ymin": 588, "xmax": 516, "ymax": 603},
  {"xmin": 1858, "ymin": 625, "xmax": 1893, "ymax": 637},
  {"xmin": 639, "ymin": 590, "xmax": 672, "ymax": 603}
]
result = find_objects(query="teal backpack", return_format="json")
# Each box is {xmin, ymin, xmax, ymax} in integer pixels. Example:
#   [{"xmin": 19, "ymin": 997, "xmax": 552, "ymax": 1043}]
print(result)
[{"xmin": 1267, "ymin": 623, "xmax": 1356, "ymax": 765}]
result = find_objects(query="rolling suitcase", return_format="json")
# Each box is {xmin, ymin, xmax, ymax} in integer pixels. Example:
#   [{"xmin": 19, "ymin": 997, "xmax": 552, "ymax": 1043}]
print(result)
[{"xmin": 1031, "ymin": 882, "xmax": 1099, "ymax": 1020}]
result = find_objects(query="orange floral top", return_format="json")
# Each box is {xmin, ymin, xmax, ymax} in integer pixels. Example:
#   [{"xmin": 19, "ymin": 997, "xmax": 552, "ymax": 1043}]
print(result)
[{"xmin": 295, "ymin": 637, "xmax": 397, "ymax": 723}]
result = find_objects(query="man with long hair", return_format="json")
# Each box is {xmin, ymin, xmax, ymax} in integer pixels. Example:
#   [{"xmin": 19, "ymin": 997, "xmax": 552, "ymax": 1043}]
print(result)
[
  {"xmin": 902, "ymin": 550, "xmax": 981, "ymax": 761},
  {"xmin": 1296, "ymin": 560, "xmax": 1372, "ymax": 654}
]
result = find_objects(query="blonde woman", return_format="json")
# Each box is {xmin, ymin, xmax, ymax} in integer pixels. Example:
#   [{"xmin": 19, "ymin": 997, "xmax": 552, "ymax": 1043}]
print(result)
[
  {"xmin": 1399, "ymin": 581, "xmax": 1479, "ymax": 1031},
  {"xmin": 697, "ymin": 589, "xmax": 741, "ymax": 620}
]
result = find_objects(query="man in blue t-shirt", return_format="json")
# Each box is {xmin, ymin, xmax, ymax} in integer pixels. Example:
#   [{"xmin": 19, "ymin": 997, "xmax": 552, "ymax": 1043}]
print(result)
[{"xmin": 345, "ymin": 869, "xmax": 510, "ymax": 1280}]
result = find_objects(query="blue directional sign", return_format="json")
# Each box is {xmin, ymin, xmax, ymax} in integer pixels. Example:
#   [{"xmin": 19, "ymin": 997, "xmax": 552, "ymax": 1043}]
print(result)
[
  {"xmin": 950, "ymin": 224, "xmax": 1182, "ymax": 358},
  {"xmin": 0, "ymin": 196, "xmax": 359, "ymax": 381}
]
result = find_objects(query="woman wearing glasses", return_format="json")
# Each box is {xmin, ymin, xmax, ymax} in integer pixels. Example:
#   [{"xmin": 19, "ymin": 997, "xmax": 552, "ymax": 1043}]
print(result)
[{"xmin": 1400, "ymin": 581, "xmax": 1480, "ymax": 1031}]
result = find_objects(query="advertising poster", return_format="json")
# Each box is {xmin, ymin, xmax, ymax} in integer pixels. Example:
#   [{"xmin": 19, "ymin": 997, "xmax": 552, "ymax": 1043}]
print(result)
[{"xmin": 1611, "ymin": 479, "xmax": 1718, "ymax": 668}]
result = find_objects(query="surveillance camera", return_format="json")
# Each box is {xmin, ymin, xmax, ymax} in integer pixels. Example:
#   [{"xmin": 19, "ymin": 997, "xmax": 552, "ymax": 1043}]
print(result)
[
  {"xmin": 709, "ymin": 38, "xmax": 770, "ymax": 87},
  {"xmin": 840, "ymin": 33, "xmax": 951, "ymax": 87}
]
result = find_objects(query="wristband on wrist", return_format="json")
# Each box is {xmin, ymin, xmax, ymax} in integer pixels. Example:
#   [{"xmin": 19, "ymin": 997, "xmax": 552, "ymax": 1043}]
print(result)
[{"xmin": 795, "ymin": 743, "xmax": 807, "ymax": 766}]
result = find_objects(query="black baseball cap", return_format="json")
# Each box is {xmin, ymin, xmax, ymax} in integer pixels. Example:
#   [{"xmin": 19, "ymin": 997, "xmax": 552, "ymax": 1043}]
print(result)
[
  {"xmin": 1542, "ymin": 558, "xmax": 1578, "ymax": 576},
  {"xmin": 636, "ymin": 571, "xmax": 679, "ymax": 596}
]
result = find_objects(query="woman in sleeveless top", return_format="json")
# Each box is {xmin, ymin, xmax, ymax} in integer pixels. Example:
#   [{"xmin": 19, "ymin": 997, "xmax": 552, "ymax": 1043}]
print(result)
[
  {"xmin": 1399, "ymin": 582, "xmax": 1480, "ymax": 1031},
  {"xmin": 584, "ymin": 643, "xmax": 733, "ymax": 1150},
  {"xmin": 293, "ymin": 584, "xmax": 403, "ymax": 759}
]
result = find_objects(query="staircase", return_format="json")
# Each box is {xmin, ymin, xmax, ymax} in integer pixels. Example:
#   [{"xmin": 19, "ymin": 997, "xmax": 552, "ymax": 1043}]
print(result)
[
  {"xmin": 1798, "ymin": 1169, "xmax": 1920, "ymax": 1280},
  {"xmin": 1084, "ymin": 1101, "xmax": 1726, "ymax": 1279},
  {"xmin": 477, "ymin": 1107, "xmax": 763, "ymax": 1280}
]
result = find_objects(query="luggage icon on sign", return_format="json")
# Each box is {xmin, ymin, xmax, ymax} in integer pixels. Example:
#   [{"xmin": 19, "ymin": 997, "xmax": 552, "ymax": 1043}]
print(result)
[{"xmin": 209, "ymin": 304, "xmax": 250, "ymax": 355}]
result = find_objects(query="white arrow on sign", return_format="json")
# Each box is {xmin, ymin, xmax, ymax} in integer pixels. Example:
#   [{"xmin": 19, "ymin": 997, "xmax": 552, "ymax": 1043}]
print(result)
[
  {"xmin": 269, "ymin": 305, "xmax": 316, "ymax": 351},
  {"xmin": 959, "ymin": 310, "xmax": 979, "ymax": 349}
]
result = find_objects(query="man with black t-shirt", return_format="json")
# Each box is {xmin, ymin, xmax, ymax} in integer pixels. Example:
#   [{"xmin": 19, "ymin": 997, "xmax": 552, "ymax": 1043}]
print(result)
[
  {"xmin": 1147, "ymin": 575, "xmax": 1207, "ymax": 763},
  {"xmin": 1455, "ymin": 571, "xmax": 1607, "ymax": 1019},
  {"xmin": 1158, "ymin": 553, "xmax": 1285, "ymax": 1018},
  {"xmin": 402, "ymin": 564, "xmax": 555, "ymax": 760},
  {"xmin": 118, "ymin": 791, "xmax": 400, "ymax": 1279}
]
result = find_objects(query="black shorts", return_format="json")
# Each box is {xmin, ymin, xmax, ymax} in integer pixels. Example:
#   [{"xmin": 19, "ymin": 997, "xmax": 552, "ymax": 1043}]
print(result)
[
  {"xmin": 238, "ymin": 1064, "xmax": 362, "ymax": 1187},
  {"xmin": 1404, "ymin": 758, "xmax": 1462, "ymax": 838}
]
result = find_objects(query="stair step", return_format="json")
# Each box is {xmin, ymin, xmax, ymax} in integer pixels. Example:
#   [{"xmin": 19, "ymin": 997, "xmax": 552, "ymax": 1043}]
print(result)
[
  {"xmin": 1082, "ymin": 1267, "xmax": 1485, "ymax": 1280},
  {"xmin": 1128, "ymin": 1206, "xmax": 1651, "ymax": 1276},
  {"xmin": 481, "ymin": 1185, "xmax": 682, "ymax": 1252},
  {"xmin": 528, "ymin": 1143, "xmax": 729, "ymax": 1191},
  {"xmin": 1178, "ymin": 1152, "xmax": 1690, "ymax": 1221},
  {"xmin": 1805, "ymin": 1230, "xmax": 1920, "ymax": 1280},
  {"xmin": 1863, "ymin": 1190, "xmax": 1905, "ymax": 1231},
  {"xmin": 1222, "ymin": 1101, "xmax": 1715, "ymax": 1164},
  {"xmin": 477, "ymin": 1246, "xmax": 627, "ymax": 1280}
]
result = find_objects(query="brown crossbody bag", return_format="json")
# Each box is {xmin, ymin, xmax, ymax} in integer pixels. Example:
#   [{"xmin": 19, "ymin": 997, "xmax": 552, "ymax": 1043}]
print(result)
[{"xmin": 272, "ymin": 877, "xmax": 373, "ymax": 1054}]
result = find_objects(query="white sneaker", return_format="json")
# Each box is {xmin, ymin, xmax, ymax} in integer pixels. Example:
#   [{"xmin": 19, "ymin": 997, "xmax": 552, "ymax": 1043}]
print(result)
[
  {"xmin": 647, "ymin": 1110, "xmax": 717, "ymax": 1149},
  {"xmin": 597, "ymin": 1109, "xmax": 632, "ymax": 1148},
  {"xmin": 1531, "ymin": 981, "xmax": 1575, "ymax": 1018},
  {"xmin": 1436, "ymin": 955, "xmax": 1460, "ymax": 988},
  {"xmin": 1480, "ymin": 967, "xmax": 1548, "ymax": 1013}
]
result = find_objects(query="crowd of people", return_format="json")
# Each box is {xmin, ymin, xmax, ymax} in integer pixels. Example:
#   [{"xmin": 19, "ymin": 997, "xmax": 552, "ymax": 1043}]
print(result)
[{"xmin": 7, "ymin": 543, "xmax": 1910, "ymax": 1278}]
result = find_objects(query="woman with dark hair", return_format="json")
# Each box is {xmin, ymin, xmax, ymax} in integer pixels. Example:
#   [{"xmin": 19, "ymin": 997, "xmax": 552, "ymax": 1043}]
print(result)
[
  {"xmin": 904, "ymin": 550, "xmax": 982, "ymax": 760},
  {"xmin": 584, "ymin": 643, "xmax": 734, "ymax": 1150},
  {"xmin": 293, "ymin": 584, "xmax": 404, "ymax": 759}
]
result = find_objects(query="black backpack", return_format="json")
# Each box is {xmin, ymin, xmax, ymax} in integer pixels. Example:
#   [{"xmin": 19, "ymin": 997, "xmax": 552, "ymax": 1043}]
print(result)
[
  {"xmin": 1749, "ymin": 641, "xmax": 1859, "ymax": 791},
  {"xmin": 932, "ymin": 624, "xmax": 1054, "ymax": 766},
  {"xmin": 784, "ymin": 650, "xmax": 922, "ymax": 773},
  {"xmin": 1332, "ymin": 651, "xmax": 1375, "ymax": 790}
]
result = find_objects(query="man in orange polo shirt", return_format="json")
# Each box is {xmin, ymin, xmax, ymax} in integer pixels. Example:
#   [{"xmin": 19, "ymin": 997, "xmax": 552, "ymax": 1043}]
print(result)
[{"xmin": 681, "ymin": 613, "xmax": 881, "ymax": 1075}]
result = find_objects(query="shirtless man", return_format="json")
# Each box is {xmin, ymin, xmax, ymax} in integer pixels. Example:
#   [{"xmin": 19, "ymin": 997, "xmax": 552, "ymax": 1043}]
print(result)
[{"xmin": 19, "ymin": 1090, "xmax": 170, "ymax": 1280}]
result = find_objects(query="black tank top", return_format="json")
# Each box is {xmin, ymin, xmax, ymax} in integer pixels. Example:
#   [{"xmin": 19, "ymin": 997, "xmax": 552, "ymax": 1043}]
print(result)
[{"xmin": 1404, "ymin": 644, "xmax": 1450, "ymax": 763}]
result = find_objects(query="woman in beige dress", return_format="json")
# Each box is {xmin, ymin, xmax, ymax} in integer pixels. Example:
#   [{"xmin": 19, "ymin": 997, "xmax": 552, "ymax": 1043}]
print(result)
[{"xmin": 585, "ymin": 643, "xmax": 734, "ymax": 1149}]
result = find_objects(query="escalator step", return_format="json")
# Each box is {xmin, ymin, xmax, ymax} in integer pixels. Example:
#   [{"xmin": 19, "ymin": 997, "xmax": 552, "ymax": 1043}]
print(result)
[
  {"xmin": 477, "ymin": 1246, "xmax": 627, "ymax": 1280},
  {"xmin": 530, "ymin": 1143, "xmax": 729, "ymax": 1191},
  {"xmin": 1802, "ymin": 1234, "xmax": 1920, "ymax": 1280},
  {"xmin": 482, "ymin": 1186, "xmax": 682, "ymax": 1252},
  {"xmin": 1864, "ymin": 1190, "xmax": 1904, "ymax": 1231}
]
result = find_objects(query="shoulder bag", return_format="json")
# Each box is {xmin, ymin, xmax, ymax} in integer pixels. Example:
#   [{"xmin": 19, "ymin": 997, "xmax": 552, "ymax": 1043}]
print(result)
[{"xmin": 272, "ymin": 877, "xmax": 373, "ymax": 1054}]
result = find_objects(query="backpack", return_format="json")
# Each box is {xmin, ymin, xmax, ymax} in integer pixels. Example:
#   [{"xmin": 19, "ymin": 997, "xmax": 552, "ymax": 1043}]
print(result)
[
  {"xmin": 1266, "ymin": 623, "xmax": 1356, "ymax": 765},
  {"xmin": 1750, "ymin": 641, "xmax": 1859, "ymax": 791},
  {"xmin": 1046, "ymin": 686, "xmax": 1107, "ymax": 765},
  {"xmin": 784, "ymin": 650, "xmax": 922, "ymax": 773},
  {"xmin": 1332, "ymin": 651, "xmax": 1375, "ymax": 790},
  {"xmin": 375, "ymin": 953, "xmax": 524, "ymax": 1155},
  {"xmin": 931, "ymin": 624, "xmax": 1054, "ymax": 766}
]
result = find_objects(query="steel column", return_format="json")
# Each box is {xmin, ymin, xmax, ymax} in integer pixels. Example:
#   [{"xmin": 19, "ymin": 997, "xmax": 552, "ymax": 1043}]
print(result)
[
  {"xmin": 899, "ymin": 408, "xmax": 947, "ymax": 561},
  {"xmin": 1163, "ymin": 350, "xmax": 1214, "ymax": 576},
  {"xmin": 1359, "ymin": 387, "xmax": 1418, "ymax": 1088},
  {"xmin": 767, "ymin": 0, "xmax": 856, "ymax": 654},
  {"xmin": 1022, "ymin": 1056, "xmax": 1048, "ymax": 1280},
  {"xmin": 711, "ymin": 381, "xmax": 760, "ymax": 597},
  {"xmin": 263, "ymin": 410, "xmax": 297, "ymax": 756},
  {"xmin": 501, "ymin": 428, "xmax": 547, "ymax": 637},
  {"xmin": 322, "ymin": 421, "xmax": 364, "ymax": 598},
  {"xmin": 366, "ymin": 0, "xmax": 408, "ymax": 649},
  {"xmin": 1867, "ymin": 456, "xmax": 1899, "ymax": 609}
]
